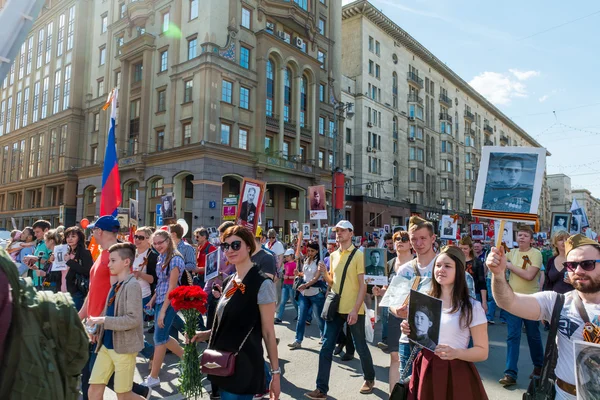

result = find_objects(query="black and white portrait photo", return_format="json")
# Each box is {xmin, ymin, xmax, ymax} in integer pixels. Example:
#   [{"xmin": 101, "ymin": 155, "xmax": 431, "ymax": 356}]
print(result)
[
  {"xmin": 574, "ymin": 340, "xmax": 600, "ymax": 400},
  {"xmin": 494, "ymin": 220, "xmax": 514, "ymax": 248},
  {"xmin": 470, "ymin": 223, "xmax": 485, "ymax": 240},
  {"xmin": 384, "ymin": 224, "xmax": 391, "ymax": 234},
  {"xmin": 327, "ymin": 227, "xmax": 336, "ymax": 244},
  {"xmin": 205, "ymin": 248, "xmax": 219, "ymax": 281},
  {"xmin": 550, "ymin": 212, "xmax": 571, "ymax": 237},
  {"xmin": 51, "ymin": 244, "xmax": 69, "ymax": 271},
  {"xmin": 236, "ymin": 178, "xmax": 265, "ymax": 232},
  {"xmin": 129, "ymin": 199, "xmax": 138, "ymax": 226},
  {"xmin": 440, "ymin": 215, "xmax": 457, "ymax": 240},
  {"xmin": 474, "ymin": 147, "xmax": 546, "ymax": 215},
  {"xmin": 308, "ymin": 185, "xmax": 327, "ymax": 220},
  {"xmin": 302, "ymin": 223, "xmax": 310, "ymax": 238},
  {"xmin": 364, "ymin": 248, "xmax": 387, "ymax": 286},
  {"xmin": 161, "ymin": 194, "xmax": 174, "ymax": 219},
  {"xmin": 290, "ymin": 221, "xmax": 299, "ymax": 236},
  {"xmin": 408, "ymin": 290, "xmax": 442, "ymax": 352},
  {"xmin": 571, "ymin": 214, "xmax": 582, "ymax": 235}
]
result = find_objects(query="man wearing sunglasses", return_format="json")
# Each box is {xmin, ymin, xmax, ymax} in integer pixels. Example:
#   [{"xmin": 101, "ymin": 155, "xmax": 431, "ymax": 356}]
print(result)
[{"xmin": 488, "ymin": 234, "xmax": 600, "ymax": 399}]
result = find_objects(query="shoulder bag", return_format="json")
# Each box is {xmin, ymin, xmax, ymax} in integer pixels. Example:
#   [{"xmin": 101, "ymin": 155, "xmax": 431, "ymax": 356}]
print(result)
[
  {"xmin": 389, "ymin": 345, "xmax": 420, "ymax": 400},
  {"xmin": 523, "ymin": 293, "xmax": 565, "ymax": 400},
  {"xmin": 321, "ymin": 248, "xmax": 358, "ymax": 322}
]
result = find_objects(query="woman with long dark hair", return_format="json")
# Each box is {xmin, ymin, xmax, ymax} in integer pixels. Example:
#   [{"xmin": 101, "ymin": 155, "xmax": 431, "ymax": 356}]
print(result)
[
  {"xmin": 63, "ymin": 226, "xmax": 93, "ymax": 310},
  {"xmin": 401, "ymin": 246, "xmax": 489, "ymax": 399},
  {"xmin": 288, "ymin": 240, "xmax": 327, "ymax": 349}
]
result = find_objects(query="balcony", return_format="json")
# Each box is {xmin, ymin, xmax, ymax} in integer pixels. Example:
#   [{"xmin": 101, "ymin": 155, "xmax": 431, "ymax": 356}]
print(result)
[
  {"xmin": 284, "ymin": 119, "xmax": 297, "ymax": 133},
  {"xmin": 301, "ymin": 125, "xmax": 312, "ymax": 138},
  {"xmin": 127, "ymin": 0, "xmax": 152, "ymax": 27},
  {"xmin": 439, "ymin": 112, "xmax": 453, "ymax": 123},
  {"xmin": 266, "ymin": 114, "xmax": 280, "ymax": 129},
  {"xmin": 483, "ymin": 124, "xmax": 493, "ymax": 135},
  {"xmin": 500, "ymin": 135, "xmax": 509, "ymax": 145},
  {"xmin": 439, "ymin": 93, "xmax": 452, "ymax": 108},
  {"xmin": 484, "ymin": 140, "xmax": 493, "ymax": 146},
  {"xmin": 464, "ymin": 110, "xmax": 475, "ymax": 122},
  {"xmin": 407, "ymin": 93, "xmax": 423, "ymax": 105},
  {"xmin": 407, "ymin": 72, "xmax": 423, "ymax": 89},
  {"xmin": 465, "ymin": 128, "xmax": 476, "ymax": 136}
]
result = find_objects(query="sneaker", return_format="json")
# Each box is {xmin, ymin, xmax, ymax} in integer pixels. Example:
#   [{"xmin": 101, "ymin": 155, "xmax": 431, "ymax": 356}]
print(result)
[
  {"xmin": 304, "ymin": 388, "xmax": 327, "ymax": 399},
  {"xmin": 340, "ymin": 352, "xmax": 354, "ymax": 361},
  {"xmin": 274, "ymin": 318, "xmax": 283, "ymax": 324},
  {"xmin": 318, "ymin": 337, "xmax": 324, "ymax": 345},
  {"xmin": 359, "ymin": 380, "xmax": 375, "ymax": 394},
  {"xmin": 288, "ymin": 341, "xmax": 302, "ymax": 349},
  {"xmin": 141, "ymin": 375, "xmax": 160, "ymax": 388},
  {"xmin": 377, "ymin": 341, "xmax": 388, "ymax": 350},
  {"xmin": 253, "ymin": 392, "xmax": 269, "ymax": 400},
  {"xmin": 498, "ymin": 375, "xmax": 517, "ymax": 386}
]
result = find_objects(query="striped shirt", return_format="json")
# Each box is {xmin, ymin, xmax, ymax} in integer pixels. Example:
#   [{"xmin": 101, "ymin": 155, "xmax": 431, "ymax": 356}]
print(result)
[{"xmin": 155, "ymin": 253, "xmax": 185, "ymax": 304}]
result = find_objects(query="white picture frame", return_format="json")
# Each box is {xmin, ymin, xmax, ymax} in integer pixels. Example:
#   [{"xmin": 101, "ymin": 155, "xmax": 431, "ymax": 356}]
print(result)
[
  {"xmin": 494, "ymin": 220, "xmax": 514, "ymax": 248},
  {"xmin": 364, "ymin": 248, "xmax": 387, "ymax": 286},
  {"xmin": 470, "ymin": 223, "xmax": 485, "ymax": 240},
  {"xmin": 440, "ymin": 215, "xmax": 457, "ymax": 240},
  {"xmin": 302, "ymin": 223, "xmax": 311, "ymax": 238},
  {"xmin": 550, "ymin": 212, "xmax": 571, "ymax": 238},
  {"xmin": 308, "ymin": 185, "xmax": 327, "ymax": 220},
  {"xmin": 473, "ymin": 146, "xmax": 546, "ymax": 217},
  {"xmin": 573, "ymin": 340, "xmax": 600, "ymax": 399},
  {"xmin": 205, "ymin": 248, "xmax": 220, "ymax": 281},
  {"xmin": 51, "ymin": 244, "xmax": 69, "ymax": 271}
]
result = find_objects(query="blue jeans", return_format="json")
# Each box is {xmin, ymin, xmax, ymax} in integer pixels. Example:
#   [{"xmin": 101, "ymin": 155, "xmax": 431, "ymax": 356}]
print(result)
[
  {"xmin": 295, "ymin": 292, "xmax": 326, "ymax": 343},
  {"xmin": 153, "ymin": 302, "xmax": 179, "ymax": 346},
  {"xmin": 505, "ymin": 311, "xmax": 544, "ymax": 379},
  {"xmin": 486, "ymin": 277, "xmax": 508, "ymax": 322},
  {"xmin": 276, "ymin": 283, "xmax": 298, "ymax": 320},
  {"xmin": 399, "ymin": 342, "xmax": 420, "ymax": 377},
  {"xmin": 316, "ymin": 313, "xmax": 375, "ymax": 394},
  {"xmin": 140, "ymin": 295, "xmax": 154, "ymax": 359},
  {"xmin": 72, "ymin": 291, "xmax": 85, "ymax": 311},
  {"xmin": 219, "ymin": 391, "xmax": 253, "ymax": 400},
  {"xmin": 381, "ymin": 306, "xmax": 389, "ymax": 342}
]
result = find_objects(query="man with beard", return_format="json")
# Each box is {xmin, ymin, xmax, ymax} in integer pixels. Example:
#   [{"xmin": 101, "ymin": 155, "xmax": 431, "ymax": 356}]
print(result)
[{"xmin": 487, "ymin": 233, "xmax": 600, "ymax": 400}]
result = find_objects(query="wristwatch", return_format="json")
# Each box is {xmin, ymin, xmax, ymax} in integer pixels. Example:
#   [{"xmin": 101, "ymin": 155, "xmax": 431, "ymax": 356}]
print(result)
[{"xmin": 270, "ymin": 368, "xmax": 281, "ymax": 375}]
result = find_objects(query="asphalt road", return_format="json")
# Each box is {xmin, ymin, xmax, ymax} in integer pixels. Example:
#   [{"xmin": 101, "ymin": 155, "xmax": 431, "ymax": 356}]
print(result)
[{"xmin": 101, "ymin": 305, "xmax": 547, "ymax": 399}]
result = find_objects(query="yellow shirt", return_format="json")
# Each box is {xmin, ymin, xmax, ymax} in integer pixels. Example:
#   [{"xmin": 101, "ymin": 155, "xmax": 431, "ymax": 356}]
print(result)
[
  {"xmin": 507, "ymin": 247, "xmax": 542, "ymax": 294},
  {"xmin": 329, "ymin": 245, "xmax": 365, "ymax": 315}
]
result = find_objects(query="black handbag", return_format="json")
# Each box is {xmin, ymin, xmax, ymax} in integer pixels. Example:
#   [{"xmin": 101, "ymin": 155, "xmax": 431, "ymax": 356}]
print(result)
[
  {"xmin": 523, "ymin": 293, "xmax": 564, "ymax": 400},
  {"xmin": 390, "ymin": 345, "xmax": 420, "ymax": 400},
  {"xmin": 321, "ymin": 248, "xmax": 357, "ymax": 322}
]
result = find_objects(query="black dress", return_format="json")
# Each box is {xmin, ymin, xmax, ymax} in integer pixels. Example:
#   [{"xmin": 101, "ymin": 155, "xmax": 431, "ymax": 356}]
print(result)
[{"xmin": 543, "ymin": 256, "xmax": 573, "ymax": 294}]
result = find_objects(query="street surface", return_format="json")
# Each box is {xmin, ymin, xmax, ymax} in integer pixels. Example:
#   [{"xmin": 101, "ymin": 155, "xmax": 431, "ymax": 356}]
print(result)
[{"xmin": 102, "ymin": 304, "xmax": 547, "ymax": 399}]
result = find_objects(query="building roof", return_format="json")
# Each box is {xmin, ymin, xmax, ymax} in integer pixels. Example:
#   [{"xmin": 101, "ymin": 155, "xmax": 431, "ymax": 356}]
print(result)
[{"xmin": 342, "ymin": 0, "xmax": 548, "ymax": 154}]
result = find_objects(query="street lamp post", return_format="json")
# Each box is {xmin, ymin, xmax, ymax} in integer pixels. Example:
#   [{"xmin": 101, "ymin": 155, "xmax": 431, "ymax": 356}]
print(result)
[{"xmin": 330, "ymin": 102, "xmax": 354, "ymax": 226}]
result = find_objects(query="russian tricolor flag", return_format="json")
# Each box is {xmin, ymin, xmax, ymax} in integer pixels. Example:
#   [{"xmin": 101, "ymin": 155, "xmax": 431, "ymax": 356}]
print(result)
[{"xmin": 100, "ymin": 88, "xmax": 121, "ymax": 217}]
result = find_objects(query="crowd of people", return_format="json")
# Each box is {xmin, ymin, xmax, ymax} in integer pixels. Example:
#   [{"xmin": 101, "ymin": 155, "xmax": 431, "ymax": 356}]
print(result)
[{"xmin": 0, "ymin": 212, "xmax": 597, "ymax": 400}]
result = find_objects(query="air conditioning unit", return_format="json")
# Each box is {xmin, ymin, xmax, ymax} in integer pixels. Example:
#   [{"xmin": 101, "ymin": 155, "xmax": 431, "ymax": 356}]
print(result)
[
  {"xmin": 367, "ymin": 122, "xmax": 373, "ymax": 127},
  {"xmin": 295, "ymin": 37, "xmax": 303, "ymax": 48},
  {"xmin": 408, "ymin": 137, "xmax": 416, "ymax": 142},
  {"xmin": 408, "ymin": 116, "xmax": 415, "ymax": 121},
  {"xmin": 366, "ymin": 146, "xmax": 372, "ymax": 153},
  {"xmin": 277, "ymin": 31, "xmax": 286, "ymax": 39},
  {"xmin": 366, "ymin": 184, "xmax": 372, "ymax": 190}
]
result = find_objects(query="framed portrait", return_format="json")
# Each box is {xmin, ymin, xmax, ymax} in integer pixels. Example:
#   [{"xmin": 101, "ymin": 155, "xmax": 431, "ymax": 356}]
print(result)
[
  {"xmin": 473, "ymin": 146, "xmax": 546, "ymax": 218},
  {"xmin": 573, "ymin": 340, "xmax": 600, "ymax": 399},
  {"xmin": 378, "ymin": 228, "xmax": 385, "ymax": 239},
  {"xmin": 205, "ymin": 248, "xmax": 220, "ymax": 281},
  {"xmin": 494, "ymin": 220, "xmax": 514, "ymax": 248},
  {"xmin": 284, "ymin": 234, "xmax": 290, "ymax": 243},
  {"xmin": 51, "ymin": 244, "xmax": 69, "ymax": 271},
  {"xmin": 290, "ymin": 221, "xmax": 299, "ymax": 236},
  {"xmin": 302, "ymin": 223, "xmax": 311, "ymax": 238},
  {"xmin": 408, "ymin": 290, "xmax": 442, "ymax": 352},
  {"xmin": 440, "ymin": 215, "xmax": 457, "ymax": 240},
  {"xmin": 267, "ymin": 219, "xmax": 274, "ymax": 229},
  {"xmin": 59, "ymin": 205, "xmax": 65, "ymax": 225},
  {"xmin": 384, "ymin": 224, "xmax": 391, "ymax": 234},
  {"xmin": 470, "ymin": 223, "xmax": 485, "ymax": 240},
  {"xmin": 353, "ymin": 236, "xmax": 362, "ymax": 247},
  {"xmin": 308, "ymin": 185, "xmax": 327, "ymax": 220},
  {"xmin": 392, "ymin": 225, "xmax": 407, "ymax": 233},
  {"xmin": 160, "ymin": 193, "xmax": 175, "ymax": 220},
  {"xmin": 129, "ymin": 199, "xmax": 138, "ymax": 227},
  {"xmin": 550, "ymin": 212, "xmax": 571, "ymax": 237},
  {"xmin": 236, "ymin": 178, "xmax": 266, "ymax": 234},
  {"xmin": 327, "ymin": 227, "xmax": 336, "ymax": 244},
  {"xmin": 116, "ymin": 213, "xmax": 129, "ymax": 231},
  {"xmin": 364, "ymin": 248, "xmax": 387, "ymax": 286},
  {"xmin": 571, "ymin": 214, "xmax": 582, "ymax": 235}
]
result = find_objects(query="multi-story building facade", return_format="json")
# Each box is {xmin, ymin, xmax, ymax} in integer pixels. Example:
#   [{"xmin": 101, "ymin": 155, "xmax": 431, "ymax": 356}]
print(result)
[
  {"xmin": 572, "ymin": 189, "xmax": 600, "ymax": 232},
  {"xmin": 340, "ymin": 0, "xmax": 549, "ymax": 235},
  {"xmin": 1, "ymin": 0, "xmax": 343, "ymax": 236},
  {"xmin": 548, "ymin": 173, "xmax": 572, "ymax": 213}
]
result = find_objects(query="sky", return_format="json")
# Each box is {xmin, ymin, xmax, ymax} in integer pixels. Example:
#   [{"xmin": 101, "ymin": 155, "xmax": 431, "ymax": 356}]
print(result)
[{"xmin": 342, "ymin": 0, "xmax": 600, "ymax": 197}]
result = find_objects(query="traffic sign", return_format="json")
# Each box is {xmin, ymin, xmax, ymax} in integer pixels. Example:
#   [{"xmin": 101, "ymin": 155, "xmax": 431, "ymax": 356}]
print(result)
[{"xmin": 156, "ymin": 204, "xmax": 163, "ymax": 226}]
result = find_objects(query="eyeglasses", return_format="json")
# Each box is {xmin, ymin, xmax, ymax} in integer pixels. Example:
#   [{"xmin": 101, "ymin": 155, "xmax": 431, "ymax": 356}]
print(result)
[
  {"xmin": 153, "ymin": 238, "xmax": 168, "ymax": 247},
  {"xmin": 134, "ymin": 235, "xmax": 147, "ymax": 241},
  {"xmin": 220, "ymin": 240, "xmax": 242, "ymax": 252},
  {"xmin": 563, "ymin": 260, "xmax": 600, "ymax": 272},
  {"xmin": 395, "ymin": 236, "xmax": 410, "ymax": 243}
]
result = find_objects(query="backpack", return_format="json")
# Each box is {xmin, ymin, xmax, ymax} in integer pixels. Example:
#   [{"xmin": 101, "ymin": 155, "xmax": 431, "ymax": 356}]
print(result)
[{"xmin": 0, "ymin": 249, "xmax": 89, "ymax": 400}]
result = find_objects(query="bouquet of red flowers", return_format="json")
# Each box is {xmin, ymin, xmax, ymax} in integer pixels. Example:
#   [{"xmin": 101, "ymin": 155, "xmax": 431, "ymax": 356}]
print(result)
[{"xmin": 169, "ymin": 285, "xmax": 208, "ymax": 399}]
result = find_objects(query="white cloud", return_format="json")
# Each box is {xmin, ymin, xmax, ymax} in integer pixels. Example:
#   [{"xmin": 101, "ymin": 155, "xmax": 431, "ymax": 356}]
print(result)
[
  {"xmin": 538, "ymin": 95, "xmax": 549, "ymax": 102},
  {"xmin": 509, "ymin": 69, "xmax": 540, "ymax": 81},
  {"xmin": 469, "ymin": 71, "xmax": 532, "ymax": 105}
]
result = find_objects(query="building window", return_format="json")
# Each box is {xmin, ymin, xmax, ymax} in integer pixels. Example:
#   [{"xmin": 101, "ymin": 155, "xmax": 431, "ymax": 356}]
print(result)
[
  {"xmin": 119, "ymin": 2, "xmax": 126, "ymax": 19},
  {"xmin": 318, "ymin": 151, "xmax": 324, "ymax": 168},
  {"xmin": 300, "ymin": 77, "xmax": 307, "ymax": 126},
  {"xmin": 329, "ymin": 153, "xmax": 334, "ymax": 169},
  {"xmin": 182, "ymin": 122, "xmax": 191, "ymax": 145},
  {"xmin": 93, "ymin": 112, "xmax": 99, "ymax": 132},
  {"xmin": 159, "ymin": 50, "xmax": 168, "ymax": 72},
  {"xmin": 58, "ymin": 126, "xmax": 67, "ymax": 171},
  {"xmin": 128, "ymin": 99, "xmax": 140, "ymax": 155},
  {"xmin": 187, "ymin": 37, "xmax": 197, "ymax": 60},
  {"xmin": 26, "ymin": 36, "xmax": 33, "ymax": 76},
  {"xmin": 90, "ymin": 145, "xmax": 98, "ymax": 164},
  {"xmin": 317, "ymin": 50, "xmax": 326, "ymax": 68},
  {"xmin": 266, "ymin": 60, "xmax": 274, "ymax": 116},
  {"xmin": 22, "ymin": 87, "xmax": 30, "ymax": 127},
  {"xmin": 14, "ymin": 92, "xmax": 21, "ymax": 130},
  {"xmin": 5, "ymin": 97, "xmax": 11, "ymax": 133},
  {"xmin": 284, "ymin": 188, "xmax": 299, "ymax": 210},
  {"xmin": 57, "ymin": 14, "xmax": 65, "ymax": 57},
  {"xmin": 375, "ymin": 40, "xmax": 380, "ymax": 56},
  {"xmin": 375, "ymin": 64, "xmax": 380, "ymax": 79},
  {"xmin": 282, "ymin": 141, "xmax": 289, "ymax": 160},
  {"xmin": 368, "ymin": 36, "xmax": 374, "ymax": 52},
  {"xmin": 240, "ymin": 87, "xmax": 250, "ymax": 109},
  {"xmin": 345, "ymin": 128, "xmax": 352, "ymax": 143},
  {"xmin": 345, "ymin": 153, "xmax": 351, "ymax": 169},
  {"xmin": 329, "ymin": 120, "xmax": 335, "ymax": 138},
  {"xmin": 133, "ymin": 63, "xmax": 143, "ymax": 82},
  {"xmin": 157, "ymin": 89, "xmax": 166, "ymax": 112},
  {"xmin": 220, "ymin": 123, "xmax": 231, "ymax": 145},
  {"xmin": 283, "ymin": 68, "xmax": 292, "ymax": 122},
  {"xmin": 162, "ymin": 12, "xmax": 170, "ymax": 33},
  {"xmin": 101, "ymin": 15, "xmax": 108, "ymax": 33},
  {"xmin": 184, "ymin": 80, "xmax": 193, "ymax": 103},
  {"xmin": 319, "ymin": 117, "xmax": 325, "ymax": 135},
  {"xmin": 265, "ymin": 137, "xmax": 272, "ymax": 153},
  {"xmin": 97, "ymin": 79, "xmax": 104, "ymax": 97},
  {"xmin": 319, "ymin": 18, "xmax": 326, "ymax": 34},
  {"xmin": 190, "ymin": 0, "xmax": 199, "ymax": 20},
  {"xmin": 239, "ymin": 128, "xmax": 248, "ymax": 150},
  {"xmin": 45, "ymin": 22, "xmax": 53, "ymax": 64},
  {"xmin": 52, "ymin": 70, "xmax": 61, "ymax": 115},
  {"xmin": 241, "ymin": 7, "xmax": 251, "ymax": 29},
  {"xmin": 240, "ymin": 46, "xmax": 250, "ymax": 69},
  {"xmin": 36, "ymin": 29, "xmax": 44, "ymax": 69},
  {"xmin": 221, "ymin": 80, "xmax": 232, "ymax": 103},
  {"xmin": 99, "ymin": 46, "xmax": 106, "ymax": 65},
  {"xmin": 156, "ymin": 130, "xmax": 164, "ymax": 152},
  {"xmin": 61, "ymin": 66, "xmax": 71, "ymax": 113},
  {"xmin": 319, "ymin": 83, "xmax": 325, "ymax": 102},
  {"xmin": 0, "ymin": 101, "xmax": 4, "ymax": 136}
]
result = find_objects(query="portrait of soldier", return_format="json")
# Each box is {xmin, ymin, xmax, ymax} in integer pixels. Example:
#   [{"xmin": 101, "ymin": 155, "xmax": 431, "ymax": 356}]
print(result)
[{"xmin": 482, "ymin": 154, "xmax": 534, "ymax": 213}]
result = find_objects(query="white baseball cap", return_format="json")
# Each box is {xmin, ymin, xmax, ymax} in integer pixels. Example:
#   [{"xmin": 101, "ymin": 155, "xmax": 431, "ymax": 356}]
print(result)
[
  {"xmin": 284, "ymin": 249, "xmax": 295, "ymax": 256},
  {"xmin": 333, "ymin": 220, "xmax": 354, "ymax": 231}
]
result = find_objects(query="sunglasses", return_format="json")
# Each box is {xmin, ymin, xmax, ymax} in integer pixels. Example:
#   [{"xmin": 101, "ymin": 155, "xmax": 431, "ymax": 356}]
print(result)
[
  {"xmin": 134, "ymin": 235, "xmax": 147, "ymax": 241},
  {"xmin": 563, "ymin": 260, "xmax": 600, "ymax": 272},
  {"xmin": 220, "ymin": 240, "xmax": 242, "ymax": 252},
  {"xmin": 395, "ymin": 236, "xmax": 410, "ymax": 243}
]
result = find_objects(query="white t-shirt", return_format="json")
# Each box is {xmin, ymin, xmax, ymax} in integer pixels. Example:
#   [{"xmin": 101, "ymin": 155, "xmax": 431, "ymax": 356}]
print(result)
[
  {"xmin": 133, "ymin": 248, "xmax": 152, "ymax": 298},
  {"xmin": 439, "ymin": 298, "xmax": 487, "ymax": 349},
  {"xmin": 267, "ymin": 240, "xmax": 285, "ymax": 256},
  {"xmin": 398, "ymin": 257, "xmax": 435, "ymax": 344},
  {"xmin": 534, "ymin": 290, "xmax": 600, "ymax": 400},
  {"xmin": 301, "ymin": 259, "xmax": 321, "ymax": 297}
]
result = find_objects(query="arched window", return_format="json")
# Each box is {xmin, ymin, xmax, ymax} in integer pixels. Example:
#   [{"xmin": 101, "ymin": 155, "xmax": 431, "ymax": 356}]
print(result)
[
  {"xmin": 300, "ymin": 76, "xmax": 308, "ymax": 127},
  {"xmin": 123, "ymin": 181, "xmax": 139, "ymax": 206},
  {"xmin": 266, "ymin": 60, "xmax": 274, "ymax": 117},
  {"xmin": 149, "ymin": 177, "xmax": 164, "ymax": 198},
  {"xmin": 85, "ymin": 186, "xmax": 97, "ymax": 205},
  {"xmin": 184, "ymin": 175, "xmax": 193, "ymax": 198},
  {"xmin": 392, "ymin": 72, "xmax": 398, "ymax": 109},
  {"xmin": 284, "ymin": 67, "xmax": 292, "ymax": 122}
]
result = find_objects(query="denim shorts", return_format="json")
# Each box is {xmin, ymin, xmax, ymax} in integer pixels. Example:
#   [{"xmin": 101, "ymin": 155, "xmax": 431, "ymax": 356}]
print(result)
[{"xmin": 153, "ymin": 302, "xmax": 178, "ymax": 346}]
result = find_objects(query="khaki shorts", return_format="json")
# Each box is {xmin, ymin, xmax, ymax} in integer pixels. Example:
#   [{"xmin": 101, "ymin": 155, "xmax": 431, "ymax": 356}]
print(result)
[{"xmin": 89, "ymin": 346, "xmax": 137, "ymax": 393}]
